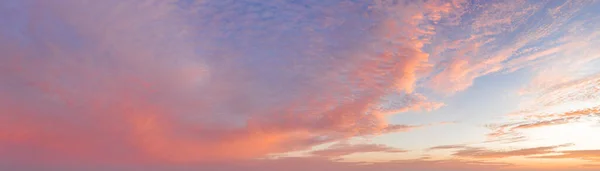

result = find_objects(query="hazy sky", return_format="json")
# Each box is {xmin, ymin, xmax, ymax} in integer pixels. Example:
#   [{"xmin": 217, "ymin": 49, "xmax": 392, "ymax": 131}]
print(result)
[{"xmin": 1, "ymin": 0, "xmax": 600, "ymax": 170}]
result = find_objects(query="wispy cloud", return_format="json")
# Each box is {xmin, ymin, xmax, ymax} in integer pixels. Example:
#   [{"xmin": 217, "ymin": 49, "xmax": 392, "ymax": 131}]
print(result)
[
  {"xmin": 311, "ymin": 143, "xmax": 406, "ymax": 158},
  {"xmin": 426, "ymin": 0, "xmax": 599, "ymax": 94},
  {"xmin": 487, "ymin": 105, "xmax": 600, "ymax": 139},
  {"xmin": 427, "ymin": 144, "xmax": 468, "ymax": 151},
  {"xmin": 533, "ymin": 150, "xmax": 600, "ymax": 162},
  {"xmin": 452, "ymin": 144, "xmax": 573, "ymax": 159}
]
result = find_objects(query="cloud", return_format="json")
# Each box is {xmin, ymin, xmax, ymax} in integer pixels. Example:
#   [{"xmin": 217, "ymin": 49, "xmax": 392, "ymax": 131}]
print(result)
[
  {"xmin": 523, "ymin": 74, "xmax": 600, "ymax": 110},
  {"xmin": 0, "ymin": 0, "xmax": 458, "ymax": 166},
  {"xmin": 533, "ymin": 150, "xmax": 600, "ymax": 162},
  {"xmin": 511, "ymin": 118, "xmax": 572, "ymax": 130},
  {"xmin": 377, "ymin": 92, "xmax": 445, "ymax": 115},
  {"xmin": 452, "ymin": 144, "xmax": 572, "ymax": 159},
  {"xmin": 425, "ymin": 0, "xmax": 542, "ymax": 94},
  {"xmin": 425, "ymin": 0, "xmax": 599, "ymax": 94},
  {"xmin": 582, "ymin": 164, "xmax": 600, "ymax": 168},
  {"xmin": 310, "ymin": 143, "xmax": 406, "ymax": 158},
  {"xmin": 482, "ymin": 74, "xmax": 600, "ymax": 146},
  {"xmin": 483, "ymin": 135, "xmax": 528, "ymax": 144},
  {"xmin": 487, "ymin": 106, "xmax": 600, "ymax": 138},
  {"xmin": 425, "ymin": 143, "xmax": 599, "ymax": 163},
  {"xmin": 487, "ymin": 73, "xmax": 600, "ymax": 138},
  {"xmin": 525, "ymin": 106, "xmax": 600, "ymax": 119},
  {"xmin": 427, "ymin": 144, "xmax": 467, "ymax": 151}
]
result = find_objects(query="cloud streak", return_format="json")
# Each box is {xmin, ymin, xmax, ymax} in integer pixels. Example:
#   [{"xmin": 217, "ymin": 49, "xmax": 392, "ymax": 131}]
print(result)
[
  {"xmin": 452, "ymin": 144, "xmax": 572, "ymax": 159},
  {"xmin": 310, "ymin": 143, "xmax": 406, "ymax": 158}
]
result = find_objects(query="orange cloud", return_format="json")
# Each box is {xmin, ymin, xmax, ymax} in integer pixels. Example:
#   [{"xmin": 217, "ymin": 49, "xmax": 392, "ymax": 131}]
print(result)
[
  {"xmin": 311, "ymin": 143, "xmax": 406, "ymax": 158},
  {"xmin": 534, "ymin": 150, "xmax": 600, "ymax": 162},
  {"xmin": 511, "ymin": 118, "xmax": 572, "ymax": 130},
  {"xmin": 452, "ymin": 144, "xmax": 572, "ymax": 159},
  {"xmin": 525, "ymin": 106, "xmax": 600, "ymax": 119}
]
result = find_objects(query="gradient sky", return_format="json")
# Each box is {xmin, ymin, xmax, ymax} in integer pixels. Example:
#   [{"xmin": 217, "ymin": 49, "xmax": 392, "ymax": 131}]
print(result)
[{"xmin": 1, "ymin": 0, "xmax": 600, "ymax": 171}]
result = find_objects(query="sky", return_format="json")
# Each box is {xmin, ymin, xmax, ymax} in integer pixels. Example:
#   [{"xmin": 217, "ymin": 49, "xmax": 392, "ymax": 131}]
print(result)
[{"xmin": 1, "ymin": 0, "xmax": 600, "ymax": 171}]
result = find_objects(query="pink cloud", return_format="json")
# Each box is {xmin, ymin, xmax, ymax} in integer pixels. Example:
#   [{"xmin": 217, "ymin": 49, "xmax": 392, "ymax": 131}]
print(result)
[
  {"xmin": 424, "ymin": 1, "xmax": 597, "ymax": 94},
  {"xmin": 0, "ymin": 0, "xmax": 456, "ymax": 167},
  {"xmin": 428, "ymin": 58, "xmax": 474, "ymax": 94}
]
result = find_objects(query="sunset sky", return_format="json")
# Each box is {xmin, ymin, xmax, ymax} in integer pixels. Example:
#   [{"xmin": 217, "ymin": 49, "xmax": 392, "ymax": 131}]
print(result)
[{"xmin": 1, "ymin": 0, "xmax": 600, "ymax": 171}]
